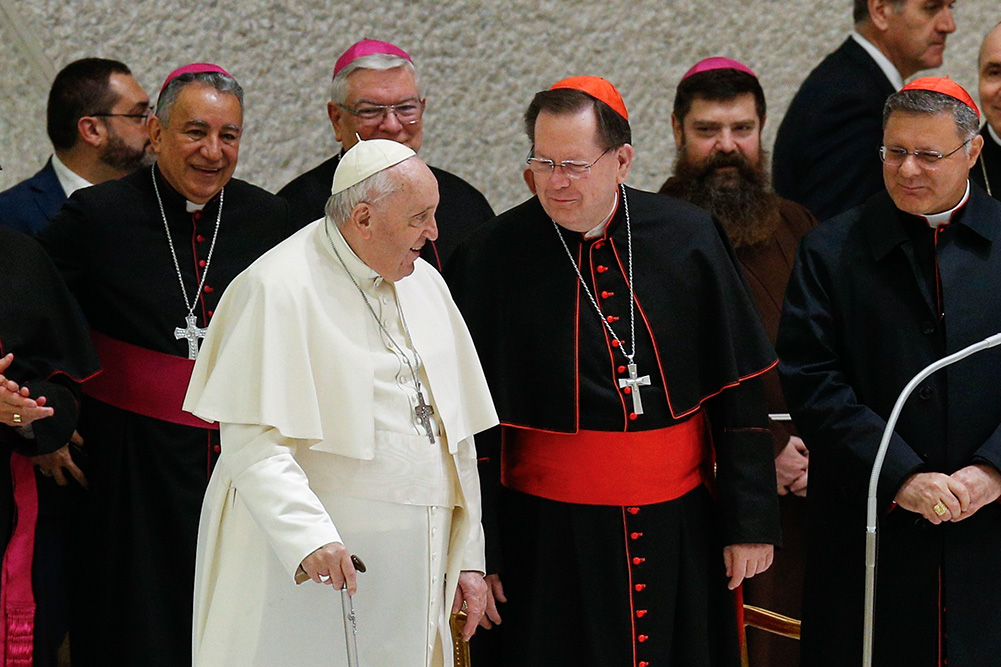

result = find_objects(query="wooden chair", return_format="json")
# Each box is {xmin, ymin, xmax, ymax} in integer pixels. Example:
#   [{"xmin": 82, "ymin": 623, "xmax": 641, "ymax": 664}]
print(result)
[{"xmin": 741, "ymin": 604, "xmax": 801, "ymax": 667}]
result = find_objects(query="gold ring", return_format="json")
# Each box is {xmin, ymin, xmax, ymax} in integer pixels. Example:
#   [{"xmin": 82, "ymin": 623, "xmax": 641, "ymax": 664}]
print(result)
[
  {"xmin": 932, "ymin": 502, "xmax": 948, "ymax": 517},
  {"xmin": 11, "ymin": 413, "xmax": 21, "ymax": 424}
]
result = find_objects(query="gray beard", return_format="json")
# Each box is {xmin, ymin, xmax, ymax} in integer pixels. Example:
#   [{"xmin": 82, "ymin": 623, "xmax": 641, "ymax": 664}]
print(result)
[{"xmin": 668, "ymin": 149, "xmax": 781, "ymax": 249}]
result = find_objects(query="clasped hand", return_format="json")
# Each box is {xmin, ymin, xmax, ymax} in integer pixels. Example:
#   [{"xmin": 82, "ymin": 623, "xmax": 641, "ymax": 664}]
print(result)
[{"xmin": 894, "ymin": 466, "xmax": 1001, "ymax": 524}]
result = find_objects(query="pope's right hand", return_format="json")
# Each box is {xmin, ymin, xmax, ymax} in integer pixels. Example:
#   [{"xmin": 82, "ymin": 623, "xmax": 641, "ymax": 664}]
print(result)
[{"xmin": 301, "ymin": 542, "xmax": 357, "ymax": 594}]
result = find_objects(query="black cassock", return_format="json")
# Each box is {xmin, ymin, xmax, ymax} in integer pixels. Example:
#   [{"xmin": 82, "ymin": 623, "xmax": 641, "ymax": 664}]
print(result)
[
  {"xmin": 446, "ymin": 187, "xmax": 780, "ymax": 667},
  {"xmin": 37, "ymin": 165, "xmax": 292, "ymax": 667},
  {"xmin": 277, "ymin": 153, "xmax": 494, "ymax": 269},
  {"xmin": 972, "ymin": 127, "xmax": 1000, "ymax": 201},
  {"xmin": 778, "ymin": 186, "xmax": 1001, "ymax": 667},
  {"xmin": 0, "ymin": 226, "xmax": 99, "ymax": 667}
]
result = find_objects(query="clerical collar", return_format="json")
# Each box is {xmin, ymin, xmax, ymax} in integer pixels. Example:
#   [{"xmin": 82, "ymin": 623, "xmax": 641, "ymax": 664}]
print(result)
[
  {"xmin": 323, "ymin": 220, "xmax": 382, "ymax": 286},
  {"xmin": 851, "ymin": 31, "xmax": 904, "ymax": 91},
  {"xmin": 50, "ymin": 153, "xmax": 93, "ymax": 198},
  {"xmin": 583, "ymin": 190, "xmax": 620, "ymax": 239},
  {"xmin": 920, "ymin": 180, "xmax": 971, "ymax": 228},
  {"xmin": 988, "ymin": 123, "xmax": 1001, "ymax": 148},
  {"xmin": 186, "ymin": 200, "xmax": 206, "ymax": 213}
]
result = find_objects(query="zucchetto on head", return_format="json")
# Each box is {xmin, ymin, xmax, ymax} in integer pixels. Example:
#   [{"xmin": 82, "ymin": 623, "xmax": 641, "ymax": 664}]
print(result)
[
  {"xmin": 550, "ymin": 75, "xmax": 629, "ymax": 121},
  {"xmin": 681, "ymin": 57, "xmax": 757, "ymax": 81},
  {"xmin": 334, "ymin": 39, "xmax": 412, "ymax": 78},
  {"xmin": 158, "ymin": 63, "xmax": 233, "ymax": 99},
  {"xmin": 331, "ymin": 138, "xmax": 416, "ymax": 195},
  {"xmin": 901, "ymin": 76, "xmax": 980, "ymax": 119}
]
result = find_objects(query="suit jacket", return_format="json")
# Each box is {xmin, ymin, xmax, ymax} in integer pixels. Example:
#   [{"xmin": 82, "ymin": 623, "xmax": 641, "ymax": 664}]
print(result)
[
  {"xmin": 0, "ymin": 159, "xmax": 67, "ymax": 236},
  {"xmin": 777, "ymin": 185, "xmax": 1001, "ymax": 667},
  {"xmin": 773, "ymin": 38, "xmax": 896, "ymax": 222},
  {"xmin": 971, "ymin": 125, "xmax": 1000, "ymax": 200}
]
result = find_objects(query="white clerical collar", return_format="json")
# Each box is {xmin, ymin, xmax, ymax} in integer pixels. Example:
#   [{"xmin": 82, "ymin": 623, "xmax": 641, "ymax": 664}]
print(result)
[
  {"xmin": 921, "ymin": 181, "xmax": 971, "ymax": 228},
  {"xmin": 50, "ymin": 153, "xmax": 93, "ymax": 198},
  {"xmin": 323, "ymin": 219, "xmax": 382, "ymax": 285},
  {"xmin": 583, "ymin": 190, "xmax": 620, "ymax": 239},
  {"xmin": 988, "ymin": 123, "xmax": 1001, "ymax": 148},
  {"xmin": 851, "ymin": 31, "xmax": 905, "ymax": 91},
  {"xmin": 186, "ymin": 200, "xmax": 206, "ymax": 213}
]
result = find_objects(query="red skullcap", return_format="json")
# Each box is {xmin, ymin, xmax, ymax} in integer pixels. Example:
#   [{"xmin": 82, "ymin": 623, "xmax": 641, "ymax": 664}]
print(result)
[
  {"xmin": 681, "ymin": 57, "xmax": 757, "ymax": 81},
  {"xmin": 334, "ymin": 39, "xmax": 412, "ymax": 78},
  {"xmin": 550, "ymin": 76, "xmax": 628, "ymax": 121},
  {"xmin": 901, "ymin": 76, "xmax": 980, "ymax": 119},
  {"xmin": 158, "ymin": 63, "xmax": 233, "ymax": 99}
]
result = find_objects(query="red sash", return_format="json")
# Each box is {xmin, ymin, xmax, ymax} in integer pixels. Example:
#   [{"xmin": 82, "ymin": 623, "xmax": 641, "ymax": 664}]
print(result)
[
  {"xmin": 82, "ymin": 331, "xmax": 217, "ymax": 430},
  {"xmin": 0, "ymin": 454, "xmax": 38, "ymax": 666},
  {"xmin": 501, "ymin": 414, "xmax": 708, "ymax": 506}
]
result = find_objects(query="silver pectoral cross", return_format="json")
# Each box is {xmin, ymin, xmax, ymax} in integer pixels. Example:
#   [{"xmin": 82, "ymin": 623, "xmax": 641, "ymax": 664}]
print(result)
[
  {"xmin": 174, "ymin": 313, "xmax": 207, "ymax": 360},
  {"xmin": 618, "ymin": 363, "xmax": 651, "ymax": 415},
  {"xmin": 415, "ymin": 391, "xmax": 436, "ymax": 444}
]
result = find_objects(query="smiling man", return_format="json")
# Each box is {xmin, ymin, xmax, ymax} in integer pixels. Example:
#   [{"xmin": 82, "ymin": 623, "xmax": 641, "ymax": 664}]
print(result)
[
  {"xmin": 37, "ymin": 63, "xmax": 293, "ymax": 666},
  {"xmin": 278, "ymin": 39, "xmax": 493, "ymax": 270},
  {"xmin": 778, "ymin": 78, "xmax": 1001, "ymax": 667},
  {"xmin": 446, "ymin": 76, "xmax": 780, "ymax": 667},
  {"xmin": 774, "ymin": 0, "xmax": 957, "ymax": 221},
  {"xmin": 974, "ymin": 21, "xmax": 1001, "ymax": 199},
  {"xmin": 185, "ymin": 138, "xmax": 497, "ymax": 666}
]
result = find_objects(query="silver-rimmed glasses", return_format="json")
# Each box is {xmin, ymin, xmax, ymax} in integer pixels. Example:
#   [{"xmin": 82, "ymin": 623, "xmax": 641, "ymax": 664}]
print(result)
[
  {"xmin": 879, "ymin": 138, "xmax": 972, "ymax": 169},
  {"xmin": 526, "ymin": 147, "xmax": 612, "ymax": 179},
  {"xmin": 338, "ymin": 99, "xmax": 425, "ymax": 126}
]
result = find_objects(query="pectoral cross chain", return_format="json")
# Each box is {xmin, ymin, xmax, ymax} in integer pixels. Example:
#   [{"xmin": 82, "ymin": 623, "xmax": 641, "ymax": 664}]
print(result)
[
  {"xmin": 415, "ymin": 391, "xmax": 436, "ymax": 444},
  {"xmin": 618, "ymin": 363, "xmax": 651, "ymax": 415},
  {"xmin": 174, "ymin": 313, "xmax": 207, "ymax": 360}
]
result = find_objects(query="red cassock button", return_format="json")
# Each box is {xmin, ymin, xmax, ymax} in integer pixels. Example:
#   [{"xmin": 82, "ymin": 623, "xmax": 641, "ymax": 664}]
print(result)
[
  {"xmin": 193, "ymin": 211, "xmax": 202, "ymax": 221},
  {"xmin": 212, "ymin": 444, "xmax": 221, "ymax": 453},
  {"xmin": 199, "ymin": 260, "xmax": 207, "ymax": 268},
  {"xmin": 629, "ymin": 412, "xmax": 638, "ymax": 421},
  {"xmin": 196, "ymin": 235, "xmax": 206, "ymax": 243},
  {"xmin": 207, "ymin": 310, "xmax": 214, "ymax": 317},
  {"xmin": 627, "ymin": 507, "xmax": 640, "ymax": 514},
  {"xmin": 204, "ymin": 285, "xmax": 215, "ymax": 293},
  {"xmin": 623, "ymin": 386, "xmax": 631, "ymax": 395},
  {"xmin": 608, "ymin": 315, "xmax": 620, "ymax": 323},
  {"xmin": 612, "ymin": 339, "xmax": 620, "ymax": 348},
  {"xmin": 638, "ymin": 635, "xmax": 648, "ymax": 643},
  {"xmin": 634, "ymin": 584, "xmax": 646, "ymax": 592},
  {"xmin": 594, "ymin": 241, "xmax": 604, "ymax": 249},
  {"xmin": 618, "ymin": 365, "xmax": 627, "ymax": 373},
  {"xmin": 632, "ymin": 557, "xmax": 646, "ymax": 565},
  {"xmin": 597, "ymin": 265, "xmax": 608, "ymax": 273},
  {"xmin": 631, "ymin": 532, "xmax": 643, "ymax": 540},
  {"xmin": 636, "ymin": 609, "xmax": 647, "ymax": 618},
  {"xmin": 601, "ymin": 290, "xmax": 614, "ymax": 299},
  {"xmin": 639, "ymin": 662, "xmax": 649, "ymax": 667}
]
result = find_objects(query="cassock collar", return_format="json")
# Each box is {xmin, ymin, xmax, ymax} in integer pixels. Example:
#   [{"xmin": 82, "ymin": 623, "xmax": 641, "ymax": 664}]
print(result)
[
  {"xmin": 322, "ymin": 219, "xmax": 382, "ymax": 287},
  {"xmin": 920, "ymin": 181, "xmax": 970, "ymax": 228},
  {"xmin": 851, "ymin": 31, "xmax": 904, "ymax": 91},
  {"xmin": 988, "ymin": 123, "xmax": 1001, "ymax": 148},
  {"xmin": 583, "ymin": 190, "xmax": 620, "ymax": 239},
  {"xmin": 152, "ymin": 163, "xmax": 222, "ymax": 214}
]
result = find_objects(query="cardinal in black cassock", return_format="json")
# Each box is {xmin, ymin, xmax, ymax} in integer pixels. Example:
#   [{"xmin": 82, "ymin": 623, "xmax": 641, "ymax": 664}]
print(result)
[
  {"xmin": 37, "ymin": 64, "xmax": 293, "ymax": 666},
  {"xmin": 446, "ymin": 76, "xmax": 780, "ymax": 667}
]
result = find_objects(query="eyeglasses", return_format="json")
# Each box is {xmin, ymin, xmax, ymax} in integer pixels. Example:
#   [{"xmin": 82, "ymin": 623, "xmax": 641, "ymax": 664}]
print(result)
[
  {"xmin": 526, "ymin": 147, "xmax": 612, "ymax": 179},
  {"xmin": 879, "ymin": 138, "xmax": 971, "ymax": 168},
  {"xmin": 338, "ymin": 100, "xmax": 425, "ymax": 125},
  {"xmin": 91, "ymin": 110, "xmax": 152, "ymax": 123}
]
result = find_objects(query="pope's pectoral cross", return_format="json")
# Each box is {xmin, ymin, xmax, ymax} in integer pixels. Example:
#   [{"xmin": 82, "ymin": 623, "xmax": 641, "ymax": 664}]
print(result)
[
  {"xmin": 415, "ymin": 391, "xmax": 436, "ymax": 444},
  {"xmin": 618, "ymin": 363, "xmax": 651, "ymax": 415},
  {"xmin": 174, "ymin": 313, "xmax": 207, "ymax": 360}
]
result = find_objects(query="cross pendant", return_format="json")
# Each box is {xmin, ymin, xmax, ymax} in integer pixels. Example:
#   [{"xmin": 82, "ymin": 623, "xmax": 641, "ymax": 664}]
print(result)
[
  {"xmin": 415, "ymin": 390, "xmax": 436, "ymax": 444},
  {"xmin": 618, "ymin": 362, "xmax": 651, "ymax": 415},
  {"xmin": 174, "ymin": 313, "xmax": 208, "ymax": 360}
]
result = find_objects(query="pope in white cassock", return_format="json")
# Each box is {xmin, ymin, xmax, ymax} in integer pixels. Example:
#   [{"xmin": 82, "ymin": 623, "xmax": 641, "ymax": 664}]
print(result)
[{"xmin": 183, "ymin": 138, "xmax": 498, "ymax": 666}]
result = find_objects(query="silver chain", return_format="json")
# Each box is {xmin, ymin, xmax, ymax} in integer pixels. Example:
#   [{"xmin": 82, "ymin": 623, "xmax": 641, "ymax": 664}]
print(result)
[
  {"xmin": 152, "ymin": 166, "xmax": 223, "ymax": 317},
  {"xmin": 323, "ymin": 221, "xmax": 426, "ymax": 396},
  {"xmin": 552, "ymin": 183, "xmax": 637, "ymax": 364},
  {"xmin": 981, "ymin": 155, "xmax": 993, "ymax": 197}
]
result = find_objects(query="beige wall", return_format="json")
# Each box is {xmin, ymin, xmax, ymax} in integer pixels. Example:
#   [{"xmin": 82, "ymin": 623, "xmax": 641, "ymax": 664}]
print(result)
[{"xmin": 0, "ymin": 0, "xmax": 994, "ymax": 213}]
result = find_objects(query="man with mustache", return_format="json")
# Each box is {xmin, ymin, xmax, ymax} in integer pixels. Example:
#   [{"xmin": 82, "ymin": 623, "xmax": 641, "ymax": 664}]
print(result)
[
  {"xmin": 773, "ymin": 0, "xmax": 957, "ymax": 221},
  {"xmin": 0, "ymin": 58, "xmax": 153, "ymax": 236},
  {"xmin": 660, "ymin": 57, "xmax": 816, "ymax": 666},
  {"xmin": 37, "ymin": 63, "xmax": 293, "ymax": 666}
]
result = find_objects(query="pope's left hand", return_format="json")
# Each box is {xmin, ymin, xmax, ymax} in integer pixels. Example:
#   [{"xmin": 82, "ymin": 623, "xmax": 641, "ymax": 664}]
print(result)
[
  {"xmin": 452, "ymin": 570, "xmax": 488, "ymax": 641},
  {"xmin": 723, "ymin": 543, "xmax": 774, "ymax": 590},
  {"xmin": 949, "ymin": 464, "xmax": 1001, "ymax": 522}
]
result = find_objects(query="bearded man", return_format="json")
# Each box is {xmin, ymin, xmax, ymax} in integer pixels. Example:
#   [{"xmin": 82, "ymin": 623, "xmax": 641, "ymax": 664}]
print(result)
[{"xmin": 660, "ymin": 57, "xmax": 817, "ymax": 667}]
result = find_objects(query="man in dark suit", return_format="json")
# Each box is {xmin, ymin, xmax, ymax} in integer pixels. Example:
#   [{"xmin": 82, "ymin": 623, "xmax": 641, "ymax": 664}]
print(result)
[
  {"xmin": 773, "ymin": 0, "xmax": 956, "ymax": 222},
  {"xmin": 974, "ymin": 21, "xmax": 1001, "ymax": 198},
  {"xmin": 779, "ymin": 78, "xmax": 1001, "ymax": 667},
  {"xmin": 0, "ymin": 58, "xmax": 152, "ymax": 236},
  {"xmin": 277, "ymin": 39, "xmax": 493, "ymax": 270}
]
